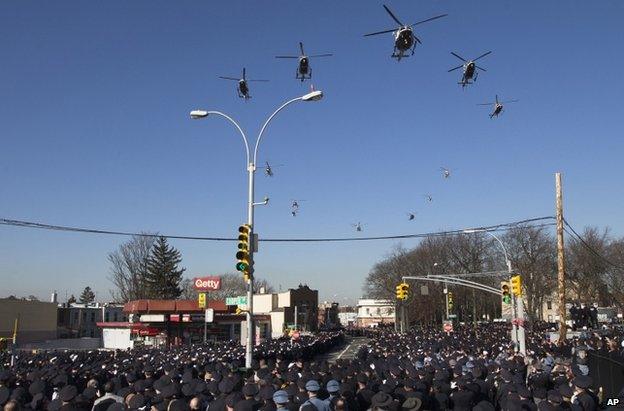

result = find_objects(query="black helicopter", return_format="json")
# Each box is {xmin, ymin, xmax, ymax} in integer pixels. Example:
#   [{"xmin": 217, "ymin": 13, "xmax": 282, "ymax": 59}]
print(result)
[
  {"xmin": 264, "ymin": 161, "xmax": 283, "ymax": 177},
  {"xmin": 364, "ymin": 5, "xmax": 447, "ymax": 61},
  {"xmin": 275, "ymin": 42, "xmax": 333, "ymax": 81},
  {"xmin": 477, "ymin": 95, "xmax": 519, "ymax": 118},
  {"xmin": 448, "ymin": 51, "xmax": 492, "ymax": 88},
  {"xmin": 219, "ymin": 68, "xmax": 268, "ymax": 99}
]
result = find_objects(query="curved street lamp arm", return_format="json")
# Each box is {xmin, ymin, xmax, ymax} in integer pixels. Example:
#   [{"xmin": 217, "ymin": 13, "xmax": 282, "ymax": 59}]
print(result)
[
  {"xmin": 205, "ymin": 111, "xmax": 251, "ymax": 165},
  {"xmin": 253, "ymin": 97, "xmax": 303, "ymax": 165},
  {"xmin": 484, "ymin": 231, "xmax": 512, "ymax": 272}
]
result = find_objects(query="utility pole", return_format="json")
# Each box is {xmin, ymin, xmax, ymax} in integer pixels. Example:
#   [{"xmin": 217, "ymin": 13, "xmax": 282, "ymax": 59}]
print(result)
[
  {"xmin": 472, "ymin": 289, "xmax": 478, "ymax": 332},
  {"xmin": 444, "ymin": 283, "xmax": 449, "ymax": 320},
  {"xmin": 556, "ymin": 172, "xmax": 567, "ymax": 343}
]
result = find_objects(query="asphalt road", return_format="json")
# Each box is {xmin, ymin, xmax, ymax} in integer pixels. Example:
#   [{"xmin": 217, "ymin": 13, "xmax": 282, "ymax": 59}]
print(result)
[{"xmin": 316, "ymin": 336, "xmax": 369, "ymax": 363}]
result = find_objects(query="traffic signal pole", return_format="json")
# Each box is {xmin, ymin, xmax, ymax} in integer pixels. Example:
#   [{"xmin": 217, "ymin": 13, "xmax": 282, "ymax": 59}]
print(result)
[
  {"xmin": 245, "ymin": 163, "xmax": 255, "ymax": 369},
  {"xmin": 190, "ymin": 91, "xmax": 323, "ymax": 369}
]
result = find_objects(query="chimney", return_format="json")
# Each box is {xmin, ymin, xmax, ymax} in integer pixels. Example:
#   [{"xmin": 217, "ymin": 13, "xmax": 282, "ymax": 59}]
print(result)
[{"xmin": 51, "ymin": 291, "xmax": 58, "ymax": 304}]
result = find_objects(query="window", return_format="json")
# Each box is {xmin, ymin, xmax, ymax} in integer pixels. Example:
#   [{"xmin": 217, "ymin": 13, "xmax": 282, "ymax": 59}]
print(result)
[
  {"xmin": 113, "ymin": 313, "xmax": 118, "ymax": 322},
  {"xmin": 91, "ymin": 312, "xmax": 95, "ymax": 323},
  {"xmin": 547, "ymin": 315, "xmax": 553, "ymax": 322},
  {"xmin": 105, "ymin": 313, "xmax": 109, "ymax": 322},
  {"xmin": 365, "ymin": 308, "xmax": 370, "ymax": 315},
  {"xmin": 547, "ymin": 301, "xmax": 552, "ymax": 310}
]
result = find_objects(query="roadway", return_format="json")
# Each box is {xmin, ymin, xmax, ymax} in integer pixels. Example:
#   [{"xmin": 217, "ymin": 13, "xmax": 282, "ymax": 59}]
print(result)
[{"xmin": 315, "ymin": 336, "xmax": 369, "ymax": 363}]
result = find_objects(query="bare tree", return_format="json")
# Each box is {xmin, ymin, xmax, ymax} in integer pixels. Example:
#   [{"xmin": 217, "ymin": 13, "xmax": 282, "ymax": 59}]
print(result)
[
  {"xmin": 108, "ymin": 234, "xmax": 157, "ymax": 303},
  {"xmin": 606, "ymin": 239, "xmax": 624, "ymax": 308},
  {"xmin": 179, "ymin": 278, "xmax": 196, "ymax": 300},
  {"xmin": 566, "ymin": 227, "xmax": 611, "ymax": 305},
  {"xmin": 503, "ymin": 225, "xmax": 556, "ymax": 322}
]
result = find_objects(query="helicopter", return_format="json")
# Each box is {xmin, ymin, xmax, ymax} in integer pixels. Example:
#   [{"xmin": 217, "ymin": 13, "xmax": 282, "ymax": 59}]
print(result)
[
  {"xmin": 275, "ymin": 42, "xmax": 333, "ymax": 81},
  {"xmin": 407, "ymin": 212, "xmax": 416, "ymax": 221},
  {"xmin": 219, "ymin": 68, "xmax": 268, "ymax": 99},
  {"xmin": 264, "ymin": 161, "xmax": 284, "ymax": 177},
  {"xmin": 351, "ymin": 222, "xmax": 363, "ymax": 232},
  {"xmin": 423, "ymin": 194, "xmax": 433, "ymax": 202},
  {"xmin": 477, "ymin": 95, "xmax": 519, "ymax": 118},
  {"xmin": 364, "ymin": 5, "xmax": 447, "ymax": 61},
  {"xmin": 448, "ymin": 51, "xmax": 492, "ymax": 88},
  {"xmin": 440, "ymin": 167, "xmax": 451, "ymax": 179}
]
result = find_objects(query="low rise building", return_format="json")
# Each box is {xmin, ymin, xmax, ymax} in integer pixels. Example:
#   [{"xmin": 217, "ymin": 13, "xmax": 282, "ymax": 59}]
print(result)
[
  {"xmin": 357, "ymin": 299, "xmax": 395, "ymax": 328},
  {"xmin": 57, "ymin": 303, "xmax": 126, "ymax": 339},
  {"xmin": 0, "ymin": 298, "xmax": 58, "ymax": 344},
  {"xmin": 247, "ymin": 284, "xmax": 319, "ymax": 337}
]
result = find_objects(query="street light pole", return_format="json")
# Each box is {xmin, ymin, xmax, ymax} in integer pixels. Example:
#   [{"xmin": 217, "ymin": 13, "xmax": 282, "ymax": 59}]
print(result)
[
  {"xmin": 463, "ymin": 229, "xmax": 526, "ymax": 355},
  {"xmin": 190, "ymin": 90, "xmax": 323, "ymax": 368}
]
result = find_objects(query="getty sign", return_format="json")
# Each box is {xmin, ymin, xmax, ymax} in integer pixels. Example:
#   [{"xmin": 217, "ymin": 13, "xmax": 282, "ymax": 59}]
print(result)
[{"xmin": 193, "ymin": 276, "xmax": 222, "ymax": 291}]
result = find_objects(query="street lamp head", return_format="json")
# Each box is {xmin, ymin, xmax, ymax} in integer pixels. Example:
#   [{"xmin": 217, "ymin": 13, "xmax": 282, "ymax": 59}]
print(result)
[
  {"xmin": 190, "ymin": 110, "xmax": 209, "ymax": 119},
  {"xmin": 301, "ymin": 90, "xmax": 323, "ymax": 102}
]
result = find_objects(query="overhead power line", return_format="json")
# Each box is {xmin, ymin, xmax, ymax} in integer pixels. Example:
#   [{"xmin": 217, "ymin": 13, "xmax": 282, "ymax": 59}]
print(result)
[
  {"xmin": 562, "ymin": 219, "xmax": 623, "ymax": 270},
  {"xmin": 0, "ymin": 216, "xmax": 555, "ymax": 243}
]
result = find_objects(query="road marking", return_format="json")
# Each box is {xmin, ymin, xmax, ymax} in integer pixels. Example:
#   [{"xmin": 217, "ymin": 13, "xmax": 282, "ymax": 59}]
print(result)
[{"xmin": 337, "ymin": 343, "xmax": 353, "ymax": 359}]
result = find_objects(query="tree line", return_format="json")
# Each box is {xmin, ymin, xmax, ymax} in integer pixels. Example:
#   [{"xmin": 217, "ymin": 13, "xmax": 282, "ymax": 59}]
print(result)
[
  {"xmin": 363, "ymin": 225, "xmax": 624, "ymax": 326},
  {"xmin": 108, "ymin": 235, "xmax": 273, "ymax": 303}
]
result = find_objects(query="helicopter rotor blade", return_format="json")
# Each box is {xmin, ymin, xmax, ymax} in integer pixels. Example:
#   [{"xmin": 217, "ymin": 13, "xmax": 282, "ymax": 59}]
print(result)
[
  {"xmin": 299, "ymin": 42, "xmax": 305, "ymax": 55},
  {"xmin": 414, "ymin": 36, "xmax": 422, "ymax": 44},
  {"xmin": 501, "ymin": 99, "xmax": 519, "ymax": 103},
  {"xmin": 473, "ymin": 50, "xmax": 492, "ymax": 62},
  {"xmin": 447, "ymin": 65, "xmax": 463, "ymax": 72},
  {"xmin": 410, "ymin": 13, "xmax": 448, "ymax": 27},
  {"xmin": 450, "ymin": 52, "xmax": 467, "ymax": 62},
  {"xmin": 275, "ymin": 55, "xmax": 299, "ymax": 59},
  {"xmin": 309, "ymin": 53, "xmax": 333, "ymax": 58},
  {"xmin": 476, "ymin": 65, "xmax": 487, "ymax": 72},
  {"xmin": 476, "ymin": 102, "xmax": 493, "ymax": 106},
  {"xmin": 495, "ymin": 94, "xmax": 499, "ymax": 104},
  {"xmin": 383, "ymin": 4, "xmax": 404, "ymax": 26},
  {"xmin": 364, "ymin": 28, "xmax": 397, "ymax": 37},
  {"xmin": 242, "ymin": 67, "xmax": 246, "ymax": 80},
  {"xmin": 219, "ymin": 76, "xmax": 240, "ymax": 81}
]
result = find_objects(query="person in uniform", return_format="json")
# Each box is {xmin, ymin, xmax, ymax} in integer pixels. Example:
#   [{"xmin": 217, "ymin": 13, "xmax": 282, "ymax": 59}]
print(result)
[
  {"xmin": 302, "ymin": 380, "xmax": 331, "ymax": 411},
  {"xmin": 589, "ymin": 304, "xmax": 598, "ymax": 329},
  {"xmin": 571, "ymin": 376, "xmax": 598, "ymax": 411}
]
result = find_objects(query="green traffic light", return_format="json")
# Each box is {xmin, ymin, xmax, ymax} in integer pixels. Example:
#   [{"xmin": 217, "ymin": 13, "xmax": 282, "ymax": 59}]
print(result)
[
  {"xmin": 502, "ymin": 295, "xmax": 511, "ymax": 304},
  {"xmin": 236, "ymin": 261, "xmax": 249, "ymax": 271}
]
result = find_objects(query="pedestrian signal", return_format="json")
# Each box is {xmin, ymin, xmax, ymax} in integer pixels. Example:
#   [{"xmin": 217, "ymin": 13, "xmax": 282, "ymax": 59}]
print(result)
[
  {"xmin": 501, "ymin": 281, "xmax": 512, "ymax": 305},
  {"xmin": 511, "ymin": 275, "xmax": 522, "ymax": 296}
]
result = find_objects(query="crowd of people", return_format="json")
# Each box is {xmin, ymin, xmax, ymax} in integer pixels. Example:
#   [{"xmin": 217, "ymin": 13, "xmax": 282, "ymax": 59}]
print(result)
[
  {"xmin": 1, "ymin": 324, "xmax": 623, "ymax": 411},
  {"xmin": 569, "ymin": 304, "xmax": 599, "ymax": 331}
]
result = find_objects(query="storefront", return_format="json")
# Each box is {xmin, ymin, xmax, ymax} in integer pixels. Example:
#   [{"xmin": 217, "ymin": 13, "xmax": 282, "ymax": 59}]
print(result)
[{"xmin": 97, "ymin": 299, "xmax": 272, "ymax": 348}]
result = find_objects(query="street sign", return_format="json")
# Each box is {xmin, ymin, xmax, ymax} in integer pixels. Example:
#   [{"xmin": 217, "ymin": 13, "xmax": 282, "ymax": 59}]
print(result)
[
  {"xmin": 443, "ymin": 321, "xmax": 453, "ymax": 333},
  {"xmin": 448, "ymin": 314, "xmax": 457, "ymax": 319},
  {"xmin": 205, "ymin": 308, "xmax": 214, "ymax": 323},
  {"xmin": 193, "ymin": 276, "xmax": 222, "ymax": 291},
  {"xmin": 198, "ymin": 293, "xmax": 206, "ymax": 308},
  {"xmin": 226, "ymin": 296, "xmax": 247, "ymax": 306}
]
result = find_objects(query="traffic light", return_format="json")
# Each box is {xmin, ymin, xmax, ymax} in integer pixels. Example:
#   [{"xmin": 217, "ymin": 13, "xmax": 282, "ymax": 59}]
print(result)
[
  {"xmin": 501, "ymin": 281, "xmax": 512, "ymax": 305},
  {"xmin": 448, "ymin": 292, "xmax": 454, "ymax": 311},
  {"xmin": 511, "ymin": 275, "xmax": 522, "ymax": 296},
  {"xmin": 395, "ymin": 282, "xmax": 409, "ymax": 300},
  {"xmin": 236, "ymin": 224, "xmax": 253, "ymax": 281}
]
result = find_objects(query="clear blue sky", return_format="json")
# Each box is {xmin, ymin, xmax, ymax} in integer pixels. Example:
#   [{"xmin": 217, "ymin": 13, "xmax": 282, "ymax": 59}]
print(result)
[{"xmin": 1, "ymin": 1, "xmax": 623, "ymax": 305}]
